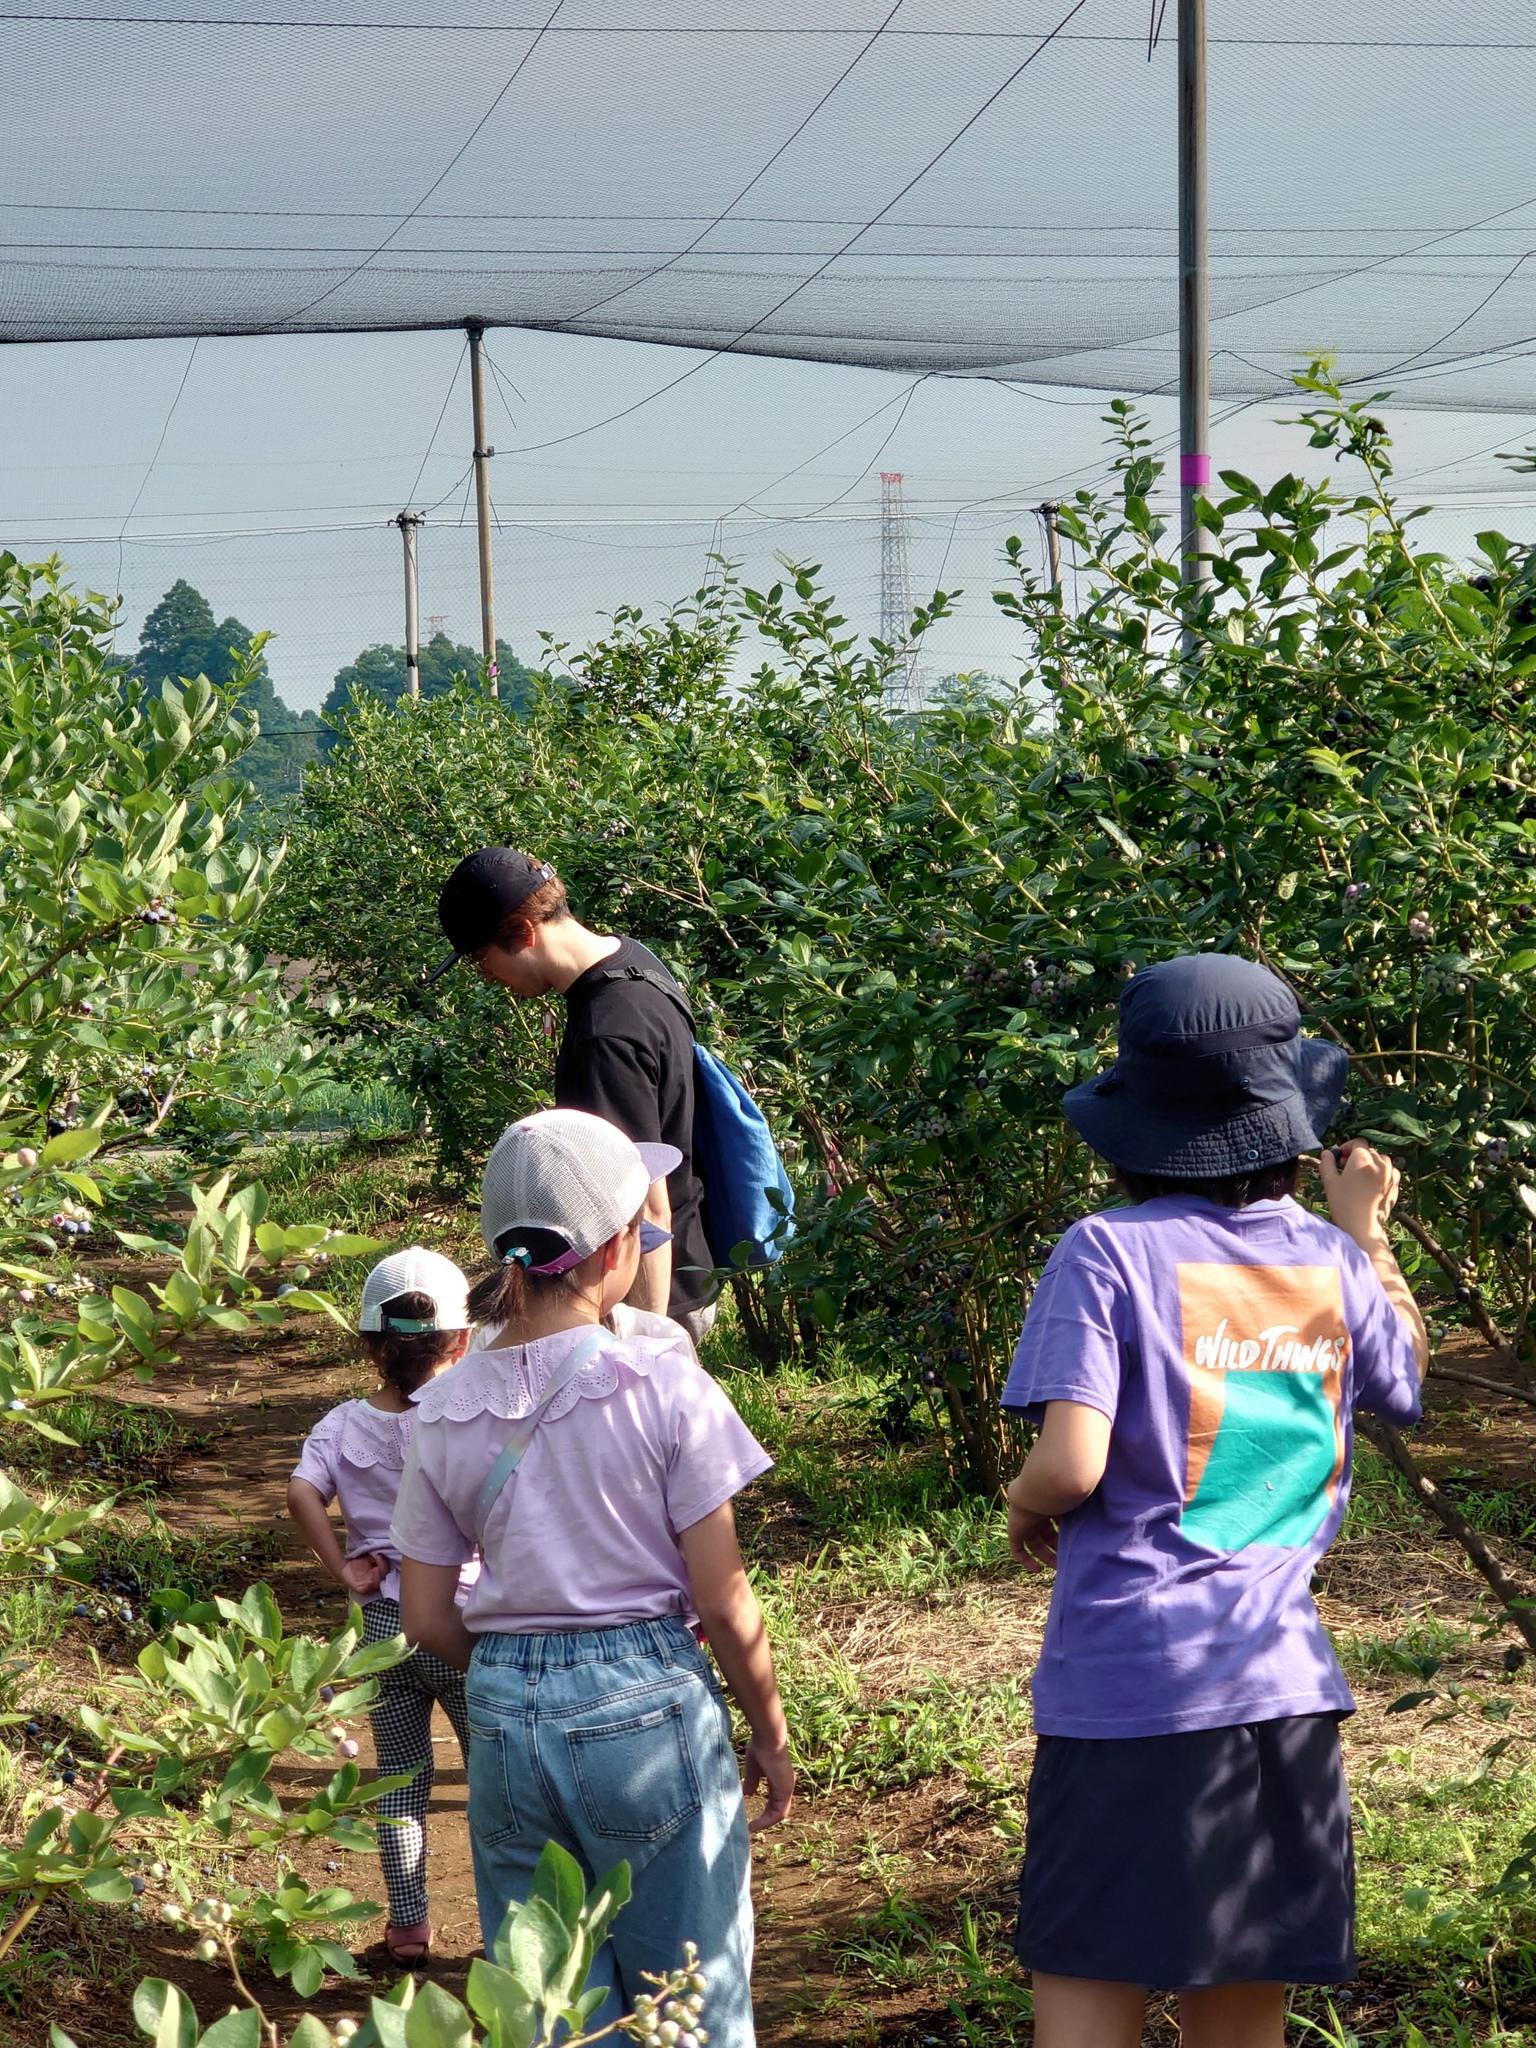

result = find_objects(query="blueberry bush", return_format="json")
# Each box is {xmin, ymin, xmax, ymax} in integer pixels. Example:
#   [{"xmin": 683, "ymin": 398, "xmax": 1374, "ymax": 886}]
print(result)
[{"xmin": 268, "ymin": 367, "xmax": 1536, "ymax": 1498}]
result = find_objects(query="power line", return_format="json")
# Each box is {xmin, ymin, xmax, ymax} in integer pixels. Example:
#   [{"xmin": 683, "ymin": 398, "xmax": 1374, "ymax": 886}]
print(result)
[
  {"xmin": 4, "ymin": 14, "xmax": 1534, "ymax": 43},
  {"xmin": 487, "ymin": 0, "xmax": 1094, "ymax": 461},
  {"xmin": 718, "ymin": 376, "xmax": 926, "ymax": 522},
  {"xmin": 403, "ymin": 335, "xmax": 467, "ymax": 508},
  {"xmin": 273, "ymin": 0, "xmax": 568, "ymax": 327},
  {"xmin": 114, "ymin": 336, "xmax": 199, "ymax": 598},
  {"xmin": 552, "ymin": 0, "xmax": 908, "ymax": 330}
]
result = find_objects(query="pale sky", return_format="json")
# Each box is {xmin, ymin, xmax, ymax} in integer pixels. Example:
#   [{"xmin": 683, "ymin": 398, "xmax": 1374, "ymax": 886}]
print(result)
[
  {"xmin": 5, "ymin": 327, "xmax": 1534, "ymax": 715},
  {"xmin": 3, "ymin": 1, "xmax": 1536, "ymax": 711}
]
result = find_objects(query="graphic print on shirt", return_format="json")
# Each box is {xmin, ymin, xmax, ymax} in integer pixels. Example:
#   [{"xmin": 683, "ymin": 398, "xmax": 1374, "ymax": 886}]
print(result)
[{"xmin": 1177, "ymin": 1262, "xmax": 1349, "ymax": 1551}]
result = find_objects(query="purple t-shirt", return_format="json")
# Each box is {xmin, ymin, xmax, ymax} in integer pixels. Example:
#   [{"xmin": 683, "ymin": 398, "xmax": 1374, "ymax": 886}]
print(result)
[
  {"xmin": 390, "ymin": 1320, "xmax": 772, "ymax": 1633},
  {"xmin": 291, "ymin": 1399, "xmax": 479, "ymax": 1608},
  {"xmin": 1001, "ymin": 1195, "xmax": 1422, "ymax": 1739}
]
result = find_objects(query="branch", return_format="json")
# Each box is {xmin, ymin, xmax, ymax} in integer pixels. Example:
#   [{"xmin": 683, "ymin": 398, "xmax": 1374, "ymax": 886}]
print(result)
[
  {"xmin": 1430, "ymin": 1366, "xmax": 1536, "ymax": 1410},
  {"xmin": 1359, "ymin": 1414, "xmax": 1536, "ymax": 1655},
  {"xmin": 0, "ymin": 919, "xmax": 135, "ymax": 1022}
]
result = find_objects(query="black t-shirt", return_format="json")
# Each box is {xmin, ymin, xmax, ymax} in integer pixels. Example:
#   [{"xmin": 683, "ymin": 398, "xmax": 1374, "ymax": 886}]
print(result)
[{"xmin": 554, "ymin": 937, "xmax": 714, "ymax": 1316}]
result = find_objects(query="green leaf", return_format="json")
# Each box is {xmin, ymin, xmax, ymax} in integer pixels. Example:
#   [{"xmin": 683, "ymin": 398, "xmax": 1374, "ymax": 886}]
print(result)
[
  {"xmin": 465, "ymin": 1960, "xmax": 536, "ymax": 2047},
  {"xmin": 286, "ymin": 2023, "xmax": 334, "ymax": 2048},
  {"xmin": 402, "ymin": 1981, "xmax": 475, "ymax": 2048},
  {"xmin": 197, "ymin": 2014, "xmax": 260, "ymax": 2048},
  {"xmin": 41, "ymin": 1126, "xmax": 104, "ymax": 1166},
  {"xmin": 131, "ymin": 1982, "xmax": 196, "ymax": 2048},
  {"xmin": 288, "ymin": 1945, "xmax": 324, "ymax": 1998},
  {"xmin": 500, "ymin": 1895, "xmax": 572, "ymax": 2005},
  {"xmin": 529, "ymin": 1840, "xmax": 585, "ymax": 1931}
]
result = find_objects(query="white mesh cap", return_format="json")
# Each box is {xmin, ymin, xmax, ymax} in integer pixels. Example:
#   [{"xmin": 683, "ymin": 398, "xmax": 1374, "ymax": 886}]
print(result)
[
  {"xmin": 358, "ymin": 1246, "xmax": 471, "ymax": 1333},
  {"xmin": 480, "ymin": 1109, "xmax": 682, "ymax": 1273}
]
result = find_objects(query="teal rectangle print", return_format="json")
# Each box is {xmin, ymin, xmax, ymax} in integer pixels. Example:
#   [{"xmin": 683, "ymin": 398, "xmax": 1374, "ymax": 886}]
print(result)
[{"xmin": 1181, "ymin": 1369, "xmax": 1338, "ymax": 1552}]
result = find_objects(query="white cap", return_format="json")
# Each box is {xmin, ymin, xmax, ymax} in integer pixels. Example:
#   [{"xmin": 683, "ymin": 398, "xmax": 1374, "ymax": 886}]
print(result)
[
  {"xmin": 480, "ymin": 1109, "xmax": 681, "ymax": 1275},
  {"xmin": 358, "ymin": 1246, "xmax": 471, "ymax": 1333}
]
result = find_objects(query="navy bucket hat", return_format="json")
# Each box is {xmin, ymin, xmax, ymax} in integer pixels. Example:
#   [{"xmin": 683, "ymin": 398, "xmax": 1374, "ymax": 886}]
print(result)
[{"xmin": 1062, "ymin": 954, "xmax": 1349, "ymax": 1178}]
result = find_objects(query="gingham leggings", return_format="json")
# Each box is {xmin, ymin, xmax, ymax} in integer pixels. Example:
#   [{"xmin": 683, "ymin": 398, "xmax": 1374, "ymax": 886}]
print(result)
[{"xmin": 363, "ymin": 1596, "xmax": 470, "ymax": 1929}]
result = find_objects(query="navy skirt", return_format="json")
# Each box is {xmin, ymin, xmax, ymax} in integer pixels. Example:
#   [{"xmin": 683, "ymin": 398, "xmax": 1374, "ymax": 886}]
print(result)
[{"xmin": 1015, "ymin": 1713, "xmax": 1355, "ymax": 1988}]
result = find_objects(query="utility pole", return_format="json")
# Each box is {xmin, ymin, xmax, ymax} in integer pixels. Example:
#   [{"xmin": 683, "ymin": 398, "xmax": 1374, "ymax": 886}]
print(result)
[
  {"xmin": 466, "ymin": 320, "xmax": 498, "ymax": 694},
  {"xmin": 1040, "ymin": 500, "xmax": 1063, "ymax": 594},
  {"xmin": 1178, "ymin": 0, "xmax": 1211, "ymax": 657},
  {"xmin": 394, "ymin": 510, "xmax": 423, "ymax": 697}
]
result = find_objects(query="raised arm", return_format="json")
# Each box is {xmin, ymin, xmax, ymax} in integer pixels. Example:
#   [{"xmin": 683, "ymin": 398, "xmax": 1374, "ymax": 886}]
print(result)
[{"xmin": 1319, "ymin": 1141, "xmax": 1429, "ymax": 1382}]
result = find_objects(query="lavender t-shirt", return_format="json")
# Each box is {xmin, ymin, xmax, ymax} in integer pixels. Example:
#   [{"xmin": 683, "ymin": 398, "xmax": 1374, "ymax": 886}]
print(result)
[
  {"xmin": 1001, "ymin": 1195, "xmax": 1422, "ymax": 1739},
  {"xmin": 390, "ymin": 1321, "xmax": 772, "ymax": 1633},
  {"xmin": 291, "ymin": 1399, "xmax": 479, "ymax": 1608}
]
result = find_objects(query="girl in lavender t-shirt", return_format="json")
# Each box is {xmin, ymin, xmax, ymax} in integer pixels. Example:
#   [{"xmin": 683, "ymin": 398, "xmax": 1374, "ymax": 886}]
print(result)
[
  {"xmin": 287, "ymin": 1247, "xmax": 477, "ymax": 1967},
  {"xmin": 392, "ymin": 1108, "xmax": 793, "ymax": 2048},
  {"xmin": 1001, "ymin": 956, "xmax": 1428, "ymax": 2048}
]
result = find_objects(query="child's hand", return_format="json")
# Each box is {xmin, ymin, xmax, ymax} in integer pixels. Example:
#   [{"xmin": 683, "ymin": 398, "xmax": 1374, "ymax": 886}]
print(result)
[
  {"xmin": 742, "ymin": 1735, "xmax": 795, "ymax": 1832},
  {"xmin": 1008, "ymin": 1501, "xmax": 1059, "ymax": 1573},
  {"xmin": 339, "ymin": 1553, "xmax": 387, "ymax": 1599},
  {"xmin": 1318, "ymin": 1139, "xmax": 1402, "ymax": 1247}
]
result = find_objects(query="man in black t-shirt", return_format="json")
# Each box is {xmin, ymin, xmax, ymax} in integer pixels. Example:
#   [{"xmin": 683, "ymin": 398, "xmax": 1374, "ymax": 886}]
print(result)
[{"xmin": 428, "ymin": 847, "xmax": 716, "ymax": 1340}]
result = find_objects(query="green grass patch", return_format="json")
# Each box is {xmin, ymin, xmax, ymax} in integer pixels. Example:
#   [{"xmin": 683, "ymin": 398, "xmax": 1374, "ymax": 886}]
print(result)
[
  {"xmin": 2, "ymin": 1397, "xmax": 199, "ymax": 1486},
  {"xmin": 72, "ymin": 1510, "xmax": 284, "ymax": 1610}
]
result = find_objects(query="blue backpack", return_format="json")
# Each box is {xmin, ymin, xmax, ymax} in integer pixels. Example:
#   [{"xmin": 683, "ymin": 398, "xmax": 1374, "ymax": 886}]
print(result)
[{"xmin": 607, "ymin": 965, "xmax": 795, "ymax": 1270}]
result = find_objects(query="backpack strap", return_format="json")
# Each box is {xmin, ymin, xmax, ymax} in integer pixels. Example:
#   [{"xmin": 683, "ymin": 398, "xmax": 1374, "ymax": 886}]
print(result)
[
  {"xmin": 473, "ymin": 1329, "xmax": 608, "ymax": 1536},
  {"xmin": 600, "ymin": 964, "xmax": 697, "ymax": 1035}
]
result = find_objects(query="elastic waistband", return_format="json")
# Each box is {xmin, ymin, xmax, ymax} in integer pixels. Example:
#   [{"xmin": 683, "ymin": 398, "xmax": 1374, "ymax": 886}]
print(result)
[{"xmin": 470, "ymin": 1615, "xmax": 698, "ymax": 1671}]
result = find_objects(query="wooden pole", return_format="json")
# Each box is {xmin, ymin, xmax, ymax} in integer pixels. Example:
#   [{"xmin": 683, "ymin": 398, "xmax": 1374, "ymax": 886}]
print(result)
[
  {"xmin": 1178, "ymin": 0, "xmax": 1211, "ymax": 658},
  {"xmin": 394, "ymin": 510, "xmax": 422, "ymax": 698},
  {"xmin": 466, "ymin": 321, "xmax": 498, "ymax": 694}
]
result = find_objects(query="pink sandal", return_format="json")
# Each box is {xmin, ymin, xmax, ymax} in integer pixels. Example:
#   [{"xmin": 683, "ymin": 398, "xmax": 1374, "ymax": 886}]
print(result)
[{"xmin": 385, "ymin": 1920, "xmax": 432, "ymax": 1966}]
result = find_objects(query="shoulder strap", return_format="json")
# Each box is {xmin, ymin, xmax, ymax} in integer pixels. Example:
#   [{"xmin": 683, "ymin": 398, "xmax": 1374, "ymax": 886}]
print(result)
[
  {"xmin": 472, "ymin": 1329, "xmax": 608, "ymax": 1536},
  {"xmin": 601, "ymin": 963, "xmax": 696, "ymax": 1033}
]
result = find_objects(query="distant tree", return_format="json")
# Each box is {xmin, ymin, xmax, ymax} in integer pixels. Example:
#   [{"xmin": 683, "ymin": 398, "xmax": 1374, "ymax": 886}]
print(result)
[
  {"xmin": 319, "ymin": 631, "xmax": 533, "ymax": 750},
  {"xmin": 133, "ymin": 582, "xmax": 319, "ymax": 800},
  {"xmin": 135, "ymin": 579, "xmax": 217, "ymax": 690}
]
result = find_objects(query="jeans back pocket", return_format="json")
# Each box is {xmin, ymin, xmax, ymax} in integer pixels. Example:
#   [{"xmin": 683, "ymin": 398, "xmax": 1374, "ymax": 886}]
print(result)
[
  {"xmin": 466, "ymin": 1718, "xmax": 522, "ymax": 1846},
  {"xmin": 565, "ymin": 1699, "xmax": 703, "ymax": 1845}
]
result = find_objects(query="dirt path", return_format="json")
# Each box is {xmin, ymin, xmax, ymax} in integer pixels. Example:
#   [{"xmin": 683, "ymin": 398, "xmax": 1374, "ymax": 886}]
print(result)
[{"xmin": 106, "ymin": 1321, "xmax": 906, "ymax": 2043}]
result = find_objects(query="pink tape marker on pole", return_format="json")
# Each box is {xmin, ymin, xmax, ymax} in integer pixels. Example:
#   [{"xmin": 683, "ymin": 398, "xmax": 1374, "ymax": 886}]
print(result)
[{"xmin": 1181, "ymin": 452, "xmax": 1212, "ymax": 488}]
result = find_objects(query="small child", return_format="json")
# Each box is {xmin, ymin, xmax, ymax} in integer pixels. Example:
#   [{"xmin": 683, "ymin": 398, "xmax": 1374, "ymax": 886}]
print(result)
[
  {"xmin": 391, "ymin": 1108, "xmax": 793, "ymax": 2047},
  {"xmin": 287, "ymin": 1247, "xmax": 477, "ymax": 1966},
  {"xmin": 1001, "ymin": 955, "xmax": 1428, "ymax": 2048}
]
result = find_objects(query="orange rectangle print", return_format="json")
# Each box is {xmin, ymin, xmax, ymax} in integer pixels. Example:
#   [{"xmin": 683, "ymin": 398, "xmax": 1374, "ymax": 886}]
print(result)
[{"xmin": 1177, "ymin": 1263, "xmax": 1350, "ymax": 1551}]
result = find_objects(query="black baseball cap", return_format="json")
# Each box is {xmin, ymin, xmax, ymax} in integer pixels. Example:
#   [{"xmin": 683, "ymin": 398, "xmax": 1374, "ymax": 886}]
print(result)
[{"xmin": 427, "ymin": 848, "xmax": 557, "ymax": 983}]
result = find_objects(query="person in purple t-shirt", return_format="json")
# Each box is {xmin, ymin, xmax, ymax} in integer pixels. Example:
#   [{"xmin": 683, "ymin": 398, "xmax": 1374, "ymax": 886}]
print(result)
[
  {"xmin": 287, "ymin": 1247, "xmax": 477, "ymax": 1967},
  {"xmin": 1000, "ymin": 955, "xmax": 1428, "ymax": 2048}
]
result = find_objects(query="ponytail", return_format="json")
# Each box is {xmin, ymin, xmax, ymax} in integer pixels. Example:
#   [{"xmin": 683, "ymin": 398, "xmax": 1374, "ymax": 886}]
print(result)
[
  {"xmin": 467, "ymin": 1261, "xmax": 578, "ymax": 1334},
  {"xmin": 360, "ymin": 1290, "xmax": 466, "ymax": 1399}
]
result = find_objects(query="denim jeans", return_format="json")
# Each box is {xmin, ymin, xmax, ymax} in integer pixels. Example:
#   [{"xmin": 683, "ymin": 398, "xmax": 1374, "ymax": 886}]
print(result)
[{"xmin": 466, "ymin": 1617, "xmax": 755, "ymax": 2047}]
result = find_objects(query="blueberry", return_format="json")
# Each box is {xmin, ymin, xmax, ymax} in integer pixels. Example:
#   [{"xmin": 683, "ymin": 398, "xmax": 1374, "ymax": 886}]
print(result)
[
  {"xmin": 72, "ymin": 1604, "xmax": 89, "ymax": 1619},
  {"xmin": 130, "ymin": 1876, "xmax": 145, "ymax": 1895},
  {"xmin": 60, "ymin": 1768, "xmax": 76, "ymax": 1786}
]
